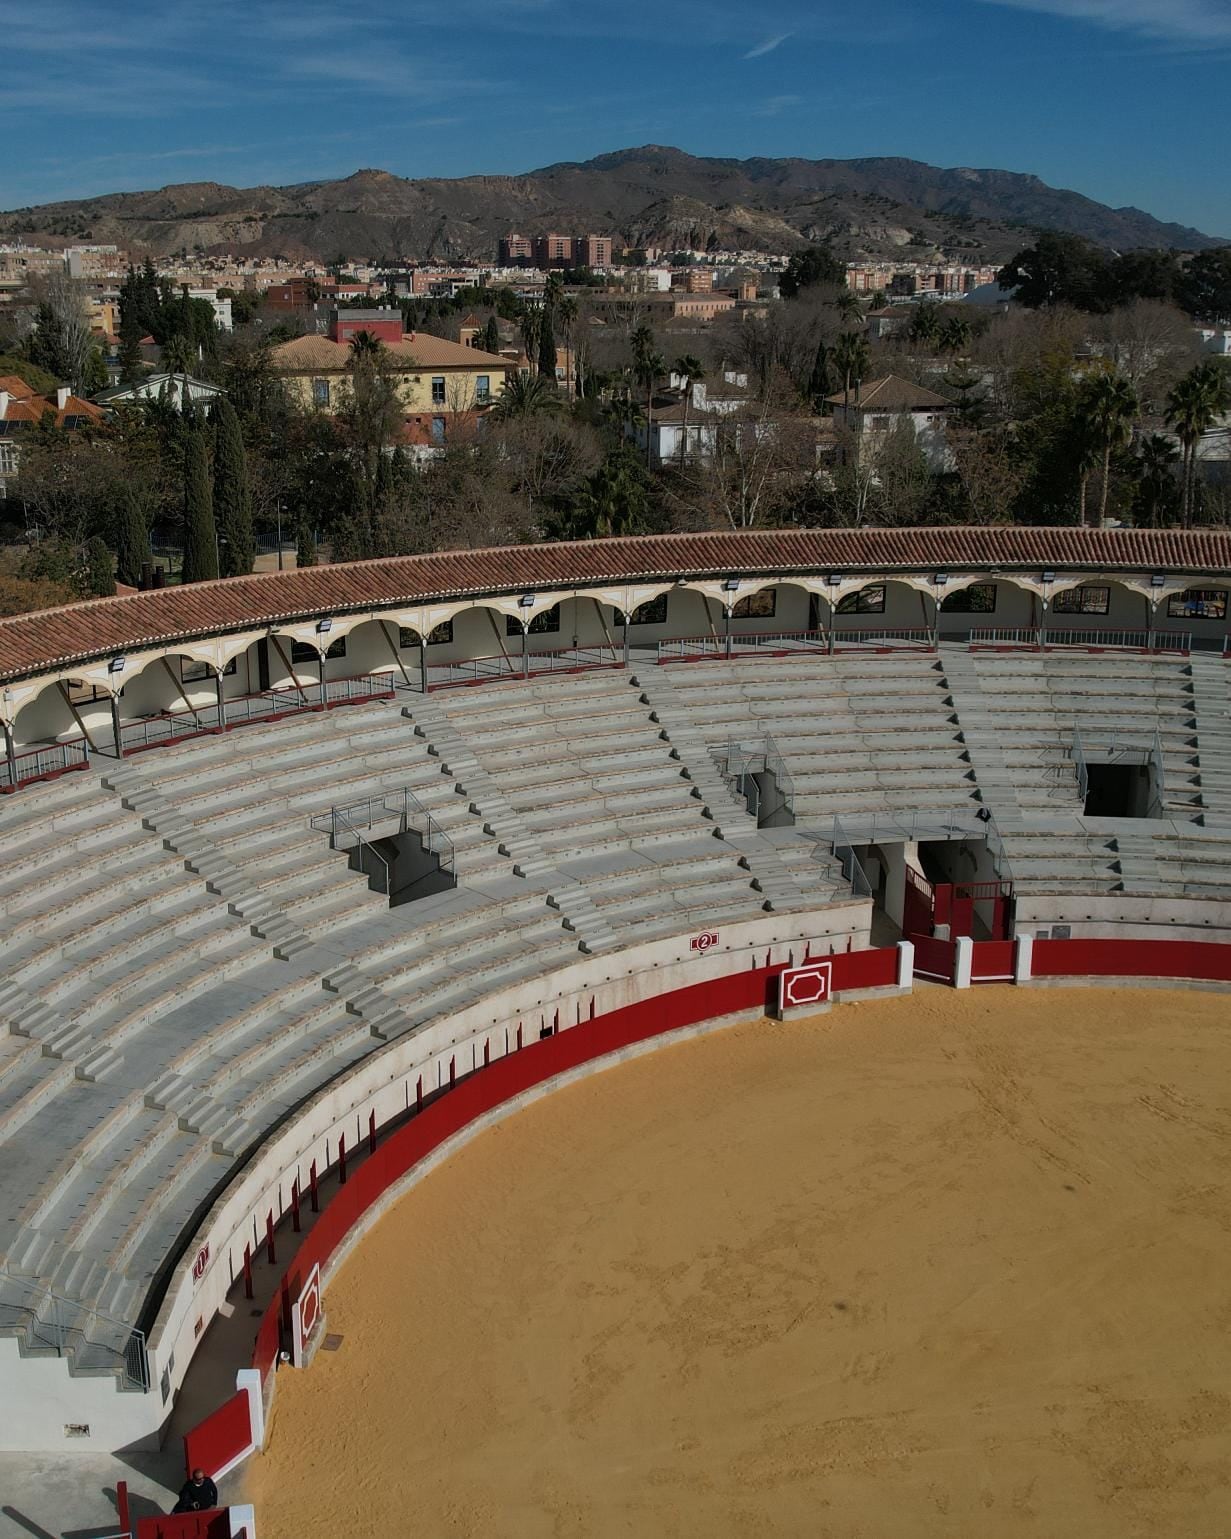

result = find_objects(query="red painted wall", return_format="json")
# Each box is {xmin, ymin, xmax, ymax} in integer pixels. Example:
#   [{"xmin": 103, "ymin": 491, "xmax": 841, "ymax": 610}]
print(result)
[
  {"xmin": 182, "ymin": 1389, "xmax": 252, "ymax": 1482},
  {"xmin": 1033, "ymin": 937, "xmax": 1231, "ymax": 982}
]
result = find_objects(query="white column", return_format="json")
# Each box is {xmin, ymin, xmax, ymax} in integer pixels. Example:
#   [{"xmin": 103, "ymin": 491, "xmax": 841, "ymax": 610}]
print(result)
[
  {"xmin": 895, "ymin": 939, "xmax": 914, "ymax": 988},
  {"xmin": 953, "ymin": 934, "xmax": 973, "ymax": 989},
  {"xmin": 1013, "ymin": 933, "xmax": 1034, "ymax": 984}
]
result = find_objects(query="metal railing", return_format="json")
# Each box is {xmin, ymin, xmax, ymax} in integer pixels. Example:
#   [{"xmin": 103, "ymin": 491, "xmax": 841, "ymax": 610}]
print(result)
[
  {"xmin": 831, "ymin": 813, "xmax": 874, "ymax": 898},
  {"xmin": 118, "ymin": 675, "xmax": 397, "ymax": 754},
  {"xmin": 823, "ymin": 806, "xmax": 1015, "ymax": 887},
  {"xmin": 1071, "ymin": 723, "xmax": 1090, "ymax": 804},
  {"xmin": 426, "ymin": 646, "xmax": 624, "ymax": 690},
  {"xmin": 716, "ymin": 733, "xmax": 795, "ymax": 824},
  {"xmin": 970, "ymin": 628, "xmax": 1192, "ymax": 654},
  {"xmin": 1150, "ymin": 726, "xmax": 1168, "ymax": 815},
  {"xmin": 1069, "ymin": 723, "xmax": 1168, "ymax": 811},
  {"xmin": 0, "ymin": 737, "xmax": 89, "ymax": 793},
  {"xmin": 0, "ymin": 1270, "xmax": 149, "ymax": 1392},
  {"xmin": 830, "ymin": 626, "xmax": 937, "ymax": 651},
  {"xmin": 310, "ymin": 785, "xmax": 455, "ymax": 894}
]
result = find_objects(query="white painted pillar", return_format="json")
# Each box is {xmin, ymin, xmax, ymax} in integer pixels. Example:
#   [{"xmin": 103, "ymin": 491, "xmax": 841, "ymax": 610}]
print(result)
[
  {"xmin": 1013, "ymin": 933, "xmax": 1034, "ymax": 984},
  {"xmin": 953, "ymin": 934, "xmax": 973, "ymax": 989},
  {"xmin": 895, "ymin": 939, "xmax": 914, "ymax": 988}
]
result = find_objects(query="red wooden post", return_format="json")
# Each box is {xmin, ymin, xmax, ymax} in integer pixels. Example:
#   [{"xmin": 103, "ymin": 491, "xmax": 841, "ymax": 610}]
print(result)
[
  {"xmin": 309, "ymin": 1159, "xmax": 319, "ymax": 1213},
  {"xmin": 116, "ymin": 1480, "xmax": 131, "ymax": 1537},
  {"xmin": 290, "ymin": 1180, "xmax": 301, "ymax": 1234},
  {"xmin": 243, "ymin": 1244, "xmax": 253, "ymax": 1300},
  {"xmin": 265, "ymin": 1210, "xmax": 275, "ymax": 1265},
  {"xmin": 368, "ymin": 1109, "xmax": 376, "ymax": 1155},
  {"xmin": 338, "ymin": 1132, "xmax": 348, "ymax": 1184}
]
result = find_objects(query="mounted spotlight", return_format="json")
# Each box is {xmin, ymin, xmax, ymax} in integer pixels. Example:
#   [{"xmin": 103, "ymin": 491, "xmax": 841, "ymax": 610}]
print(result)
[
  {"xmin": 722, "ymin": 578, "xmax": 740, "ymax": 592},
  {"xmin": 1150, "ymin": 573, "xmax": 1166, "ymax": 588},
  {"xmin": 934, "ymin": 572, "xmax": 949, "ymax": 585},
  {"xmin": 519, "ymin": 592, "xmax": 536, "ymax": 608},
  {"xmin": 108, "ymin": 656, "xmax": 127, "ymax": 674},
  {"xmin": 1041, "ymin": 569, "xmax": 1056, "ymax": 583},
  {"xmin": 826, "ymin": 573, "xmax": 842, "ymax": 586},
  {"xmin": 316, "ymin": 617, "xmax": 333, "ymax": 635}
]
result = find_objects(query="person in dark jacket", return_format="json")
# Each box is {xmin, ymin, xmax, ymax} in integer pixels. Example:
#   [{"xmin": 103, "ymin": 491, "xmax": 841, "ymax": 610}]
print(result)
[{"xmin": 172, "ymin": 1468, "xmax": 219, "ymax": 1512}]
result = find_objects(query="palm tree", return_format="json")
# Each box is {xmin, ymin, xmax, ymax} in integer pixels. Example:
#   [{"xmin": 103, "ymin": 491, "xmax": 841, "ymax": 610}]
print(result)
[
  {"xmin": 1134, "ymin": 433, "xmax": 1180, "ymax": 528},
  {"xmin": 634, "ymin": 349, "xmax": 665, "ymax": 467},
  {"xmin": 833, "ymin": 331, "xmax": 870, "ymax": 413},
  {"xmin": 939, "ymin": 315, "xmax": 973, "ymax": 355},
  {"xmin": 557, "ymin": 295, "xmax": 578, "ymax": 398},
  {"xmin": 835, "ymin": 289, "xmax": 862, "ymax": 323},
  {"xmin": 492, "ymin": 371, "xmax": 561, "ymax": 420},
  {"xmin": 519, "ymin": 305, "xmax": 540, "ymax": 369},
  {"xmin": 348, "ymin": 330, "xmax": 383, "ymax": 361},
  {"xmin": 1078, "ymin": 371, "xmax": 1139, "ymax": 527},
  {"xmin": 672, "ymin": 354, "xmax": 705, "ymax": 467},
  {"xmin": 630, "ymin": 323, "xmax": 654, "ymax": 366},
  {"xmin": 1167, "ymin": 362, "xmax": 1231, "ymax": 528},
  {"xmin": 909, "ymin": 306, "xmax": 940, "ymax": 348}
]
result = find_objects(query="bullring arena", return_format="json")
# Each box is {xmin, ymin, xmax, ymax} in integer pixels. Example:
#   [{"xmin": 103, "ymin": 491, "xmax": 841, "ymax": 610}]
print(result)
[{"xmin": 1, "ymin": 527, "xmax": 1230, "ymax": 1538}]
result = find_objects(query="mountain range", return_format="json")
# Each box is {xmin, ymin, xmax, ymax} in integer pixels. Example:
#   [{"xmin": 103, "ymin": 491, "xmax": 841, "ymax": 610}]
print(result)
[{"xmin": 1, "ymin": 146, "xmax": 1222, "ymax": 265}]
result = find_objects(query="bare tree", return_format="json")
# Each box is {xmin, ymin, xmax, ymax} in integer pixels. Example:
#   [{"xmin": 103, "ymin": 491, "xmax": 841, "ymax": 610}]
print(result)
[{"xmin": 948, "ymin": 426, "xmax": 1029, "ymax": 523}]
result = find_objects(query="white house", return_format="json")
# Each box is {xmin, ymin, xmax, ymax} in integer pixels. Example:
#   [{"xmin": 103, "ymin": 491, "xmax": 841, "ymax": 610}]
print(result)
[
  {"xmin": 95, "ymin": 372, "xmax": 227, "ymax": 414},
  {"xmin": 825, "ymin": 374, "xmax": 955, "ymax": 470}
]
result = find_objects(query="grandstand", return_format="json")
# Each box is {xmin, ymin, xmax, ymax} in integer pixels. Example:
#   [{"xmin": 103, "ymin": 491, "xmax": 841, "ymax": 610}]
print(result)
[{"xmin": 0, "ymin": 527, "xmax": 1229, "ymax": 1462}]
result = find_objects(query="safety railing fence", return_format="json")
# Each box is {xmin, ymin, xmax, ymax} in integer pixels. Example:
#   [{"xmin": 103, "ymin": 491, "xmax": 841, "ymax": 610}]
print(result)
[
  {"xmin": 0, "ymin": 1270, "xmax": 149, "ymax": 1392},
  {"xmin": 0, "ymin": 737, "xmax": 89, "ymax": 793},
  {"xmin": 658, "ymin": 630, "xmax": 829, "ymax": 661},
  {"xmin": 1150, "ymin": 726, "xmax": 1167, "ymax": 815},
  {"xmin": 1070, "ymin": 723, "xmax": 1090, "ymax": 805},
  {"xmin": 310, "ymin": 784, "xmax": 455, "ymax": 894},
  {"xmin": 821, "ymin": 808, "xmax": 988, "ymax": 847},
  {"xmin": 970, "ymin": 628, "xmax": 1193, "ymax": 654},
  {"xmin": 830, "ymin": 626, "xmax": 937, "ymax": 651},
  {"xmin": 427, "ymin": 646, "xmax": 625, "ymax": 690},
  {"xmin": 763, "ymin": 729, "xmax": 794, "ymax": 811},
  {"xmin": 117, "ymin": 675, "xmax": 397, "ymax": 754},
  {"xmin": 831, "ymin": 813, "xmax": 874, "ymax": 899}
]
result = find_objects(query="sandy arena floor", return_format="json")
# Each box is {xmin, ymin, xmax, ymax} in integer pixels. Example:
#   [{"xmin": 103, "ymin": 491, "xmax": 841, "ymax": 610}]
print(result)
[{"xmin": 246, "ymin": 986, "xmax": 1231, "ymax": 1538}]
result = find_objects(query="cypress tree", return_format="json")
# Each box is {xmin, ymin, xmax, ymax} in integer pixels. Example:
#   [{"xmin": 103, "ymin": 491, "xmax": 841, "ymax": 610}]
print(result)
[
  {"xmin": 182, "ymin": 428, "xmax": 218, "ymax": 583},
  {"xmin": 482, "ymin": 316, "xmax": 500, "ymax": 355},
  {"xmin": 537, "ymin": 304, "xmax": 556, "ymax": 380},
  {"xmin": 808, "ymin": 340, "xmax": 833, "ymax": 410},
  {"xmin": 211, "ymin": 397, "xmax": 255, "ymax": 576},
  {"xmin": 114, "ymin": 486, "xmax": 152, "ymax": 587},
  {"xmin": 84, "ymin": 537, "xmax": 115, "ymax": 597},
  {"xmin": 296, "ymin": 521, "xmax": 317, "ymax": 569}
]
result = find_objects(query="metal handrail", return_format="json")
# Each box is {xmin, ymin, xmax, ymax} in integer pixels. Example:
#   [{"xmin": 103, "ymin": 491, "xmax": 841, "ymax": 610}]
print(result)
[
  {"xmin": 311, "ymin": 785, "xmax": 455, "ymax": 895},
  {"xmin": 831, "ymin": 813, "xmax": 873, "ymax": 898},
  {"xmin": 0, "ymin": 1270, "xmax": 149, "ymax": 1392},
  {"xmin": 1071, "ymin": 723, "xmax": 1090, "ymax": 804},
  {"xmin": 0, "ymin": 737, "xmax": 89, "ymax": 792}
]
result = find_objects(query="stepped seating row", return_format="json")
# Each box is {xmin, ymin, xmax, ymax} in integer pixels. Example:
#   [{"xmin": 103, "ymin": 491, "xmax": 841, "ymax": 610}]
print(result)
[
  {"xmin": 432, "ymin": 672, "xmax": 779, "ymax": 935},
  {"xmin": 657, "ymin": 654, "xmax": 978, "ymax": 821}
]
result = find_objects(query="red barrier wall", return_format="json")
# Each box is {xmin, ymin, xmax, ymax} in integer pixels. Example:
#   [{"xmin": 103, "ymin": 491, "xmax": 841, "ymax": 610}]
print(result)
[
  {"xmin": 183, "ymin": 1389, "xmax": 252, "ymax": 1482},
  {"xmin": 911, "ymin": 935, "xmax": 956, "ymax": 982},
  {"xmin": 242, "ymin": 950, "xmax": 897, "ymax": 1387},
  {"xmin": 1032, "ymin": 937, "xmax": 1231, "ymax": 982},
  {"xmin": 136, "ymin": 1515, "xmax": 230, "ymax": 1539},
  {"xmin": 970, "ymin": 939, "xmax": 1015, "ymax": 982}
]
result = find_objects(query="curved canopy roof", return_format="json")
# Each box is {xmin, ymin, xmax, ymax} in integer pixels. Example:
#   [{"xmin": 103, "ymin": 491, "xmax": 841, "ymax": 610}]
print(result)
[{"xmin": 1, "ymin": 527, "xmax": 1228, "ymax": 684}]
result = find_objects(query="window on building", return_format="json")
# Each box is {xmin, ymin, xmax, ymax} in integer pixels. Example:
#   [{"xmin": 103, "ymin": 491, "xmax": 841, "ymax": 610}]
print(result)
[
  {"xmin": 64, "ymin": 679, "xmax": 108, "ymax": 705},
  {"xmin": 180, "ymin": 657, "xmax": 237, "ymax": 683},
  {"xmin": 1053, "ymin": 585, "xmax": 1110, "ymax": 615},
  {"xmin": 475, "ymin": 375, "xmax": 490, "ymax": 404},
  {"xmin": 614, "ymin": 594, "xmax": 669, "ymax": 626},
  {"xmin": 426, "ymin": 620, "xmax": 454, "ymax": 646},
  {"xmin": 1167, "ymin": 588, "xmax": 1227, "ymax": 619},
  {"xmin": 506, "ymin": 604, "xmax": 561, "ymax": 636},
  {"xmin": 0, "ymin": 441, "xmax": 20, "ymax": 475},
  {"xmin": 732, "ymin": 588, "xmax": 776, "ymax": 619},
  {"xmin": 940, "ymin": 583, "xmax": 997, "ymax": 614},
  {"xmin": 398, "ymin": 626, "xmax": 421, "ymax": 649},
  {"xmin": 312, "ymin": 379, "xmax": 330, "ymax": 408},
  {"xmin": 290, "ymin": 640, "xmax": 319, "ymax": 664},
  {"xmin": 837, "ymin": 584, "xmax": 886, "ymax": 614},
  {"xmin": 431, "ymin": 416, "xmax": 446, "ymax": 445},
  {"xmin": 325, "ymin": 636, "xmax": 347, "ymax": 659},
  {"xmin": 431, "ymin": 377, "xmax": 446, "ymax": 404}
]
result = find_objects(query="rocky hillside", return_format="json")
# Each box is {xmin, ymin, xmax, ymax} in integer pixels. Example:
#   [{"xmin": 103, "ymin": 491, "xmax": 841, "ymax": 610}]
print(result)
[{"xmin": 1, "ymin": 146, "xmax": 1221, "ymax": 264}]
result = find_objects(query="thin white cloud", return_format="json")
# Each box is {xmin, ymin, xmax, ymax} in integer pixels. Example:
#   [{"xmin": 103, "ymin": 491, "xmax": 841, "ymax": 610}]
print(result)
[
  {"xmin": 974, "ymin": 0, "xmax": 1231, "ymax": 44},
  {"xmin": 743, "ymin": 31, "xmax": 793, "ymax": 58}
]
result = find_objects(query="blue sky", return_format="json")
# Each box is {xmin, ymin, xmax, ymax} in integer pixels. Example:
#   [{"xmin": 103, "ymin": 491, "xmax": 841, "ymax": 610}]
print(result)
[{"xmin": 3, "ymin": 0, "xmax": 1229, "ymax": 237}]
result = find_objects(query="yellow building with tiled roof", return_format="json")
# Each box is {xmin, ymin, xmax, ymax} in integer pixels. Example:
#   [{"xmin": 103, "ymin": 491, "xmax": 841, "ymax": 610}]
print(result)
[{"xmin": 269, "ymin": 320, "xmax": 513, "ymax": 449}]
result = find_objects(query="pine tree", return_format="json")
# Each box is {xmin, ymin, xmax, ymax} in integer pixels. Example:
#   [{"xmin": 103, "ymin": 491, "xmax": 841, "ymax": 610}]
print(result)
[
  {"xmin": 84, "ymin": 537, "xmax": 115, "ymax": 597},
  {"xmin": 114, "ymin": 486, "xmax": 152, "ymax": 586},
  {"xmin": 296, "ymin": 521, "xmax": 317, "ymax": 569},
  {"xmin": 537, "ymin": 304, "xmax": 556, "ymax": 380},
  {"xmin": 118, "ymin": 267, "xmax": 145, "ymax": 385},
  {"xmin": 211, "ymin": 397, "xmax": 255, "ymax": 576},
  {"xmin": 182, "ymin": 428, "xmax": 218, "ymax": 583}
]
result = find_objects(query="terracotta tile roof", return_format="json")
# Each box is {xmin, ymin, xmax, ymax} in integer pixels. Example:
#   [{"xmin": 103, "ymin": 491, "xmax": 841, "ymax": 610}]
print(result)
[
  {"xmin": 0, "ymin": 376, "xmax": 38, "ymax": 400},
  {"xmin": 53, "ymin": 395, "xmax": 105, "ymax": 427},
  {"xmin": 825, "ymin": 374, "xmax": 953, "ymax": 411},
  {"xmin": 270, "ymin": 332, "xmax": 510, "ymax": 373},
  {"xmin": 2, "ymin": 529, "xmax": 1229, "ymax": 685}
]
